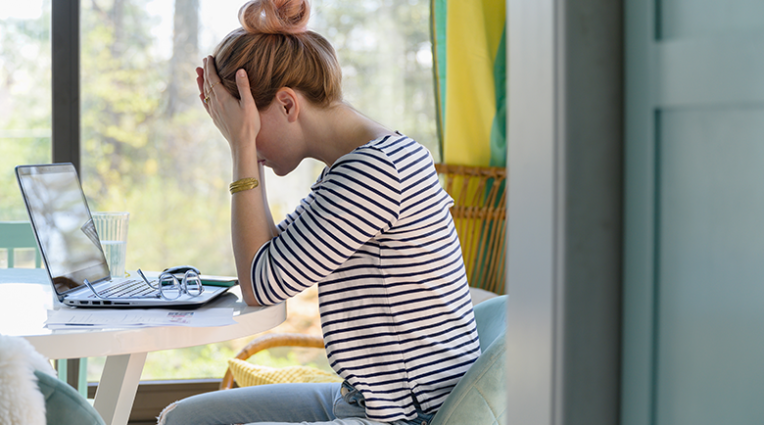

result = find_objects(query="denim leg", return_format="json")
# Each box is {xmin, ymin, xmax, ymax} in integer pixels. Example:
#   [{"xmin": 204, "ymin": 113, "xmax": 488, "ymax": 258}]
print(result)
[
  {"xmin": 158, "ymin": 382, "xmax": 432, "ymax": 425},
  {"xmin": 158, "ymin": 383, "xmax": 340, "ymax": 425}
]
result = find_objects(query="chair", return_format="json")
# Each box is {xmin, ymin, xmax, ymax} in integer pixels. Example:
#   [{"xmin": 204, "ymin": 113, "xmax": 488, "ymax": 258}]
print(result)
[
  {"xmin": 0, "ymin": 335, "xmax": 105, "ymax": 425},
  {"xmin": 0, "ymin": 221, "xmax": 87, "ymax": 398},
  {"xmin": 0, "ymin": 221, "xmax": 42, "ymax": 268},
  {"xmin": 221, "ymin": 287, "xmax": 496, "ymax": 390},
  {"xmin": 35, "ymin": 371, "xmax": 106, "ymax": 425},
  {"xmin": 219, "ymin": 164, "xmax": 508, "ymax": 421},
  {"xmin": 434, "ymin": 164, "xmax": 507, "ymax": 295},
  {"xmin": 431, "ymin": 295, "xmax": 507, "ymax": 425},
  {"xmin": 221, "ymin": 296, "xmax": 507, "ymax": 424}
]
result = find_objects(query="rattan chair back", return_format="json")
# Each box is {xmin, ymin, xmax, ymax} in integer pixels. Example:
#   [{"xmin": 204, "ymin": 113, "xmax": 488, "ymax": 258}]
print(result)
[{"xmin": 435, "ymin": 164, "xmax": 506, "ymax": 295}]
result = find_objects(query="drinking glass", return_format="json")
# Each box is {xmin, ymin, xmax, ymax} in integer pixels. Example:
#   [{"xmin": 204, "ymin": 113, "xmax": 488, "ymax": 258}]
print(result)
[{"xmin": 92, "ymin": 212, "xmax": 130, "ymax": 278}]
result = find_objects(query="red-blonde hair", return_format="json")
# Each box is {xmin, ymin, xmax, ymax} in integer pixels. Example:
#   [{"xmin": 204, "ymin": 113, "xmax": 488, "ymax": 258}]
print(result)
[{"xmin": 212, "ymin": 0, "xmax": 342, "ymax": 109}]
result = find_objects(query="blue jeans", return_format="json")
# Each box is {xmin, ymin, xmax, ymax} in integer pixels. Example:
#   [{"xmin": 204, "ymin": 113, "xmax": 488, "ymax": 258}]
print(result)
[{"xmin": 157, "ymin": 382, "xmax": 434, "ymax": 425}]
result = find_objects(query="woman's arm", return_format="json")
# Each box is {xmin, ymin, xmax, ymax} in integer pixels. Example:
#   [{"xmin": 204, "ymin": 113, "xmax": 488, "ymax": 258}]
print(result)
[
  {"xmin": 229, "ymin": 145, "xmax": 267, "ymax": 307},
  {"xmin": 250, "ymin": 149, "xmax": 402, "ymax": 304},
  {"xmin": 258, "ymin": 161, "xmax": 280, "ymax": 239},
  {"xmin": 199, "ymin": 58, "xmax": 270, "ymax": 306}
]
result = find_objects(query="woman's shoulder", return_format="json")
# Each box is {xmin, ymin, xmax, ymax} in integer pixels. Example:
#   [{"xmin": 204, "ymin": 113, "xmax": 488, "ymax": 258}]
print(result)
[
  {"xmin": 361, "ymin": 132, "xmax": 423, "ymax": 152},
  {"xmin": 349, "ymin": 133, "xmax": 430, "ymax": 166},
  {"xmin": 320, "ymin": 133, "xmax": 432, "ymax": 185}
]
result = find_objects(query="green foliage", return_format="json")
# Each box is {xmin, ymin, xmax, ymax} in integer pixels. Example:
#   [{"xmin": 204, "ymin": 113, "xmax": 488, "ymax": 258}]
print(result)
[
  {"xmin": 312, "ymin": 0, "xmax": 438, "ymax": 156},
  {"xmin": 0, "ymin": 1, "xmax": 52, "ymax": 220},
  {"xmin": 86, "ymin": 342, "xmax": 332, "ymax": 381},
  {"xmin": 3, "ymin": 0, "xmax": 437, "ymax": 381}
]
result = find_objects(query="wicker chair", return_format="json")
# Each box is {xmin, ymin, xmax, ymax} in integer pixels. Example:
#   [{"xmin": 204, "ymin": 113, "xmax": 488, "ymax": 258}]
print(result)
[
  {"xmin": 220, "ymin": 164, "xmax": 507, "ymax": 391},
  {"xmin": 220, "ymin": 333, "xmax": 325, "ymax": 390},
  {"xmin": 434, "ymin": 164, "xmax": 507, "ymax": 295},
  {"xmin": 219, "ymin": 296, "xmax": 509, "ymax": 425}
]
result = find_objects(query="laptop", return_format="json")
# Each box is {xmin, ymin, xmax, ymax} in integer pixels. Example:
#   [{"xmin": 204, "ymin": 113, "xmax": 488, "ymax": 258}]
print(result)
[{"xmin": 15, "ymin": 163, "xmax": 233, "ymax": 308}]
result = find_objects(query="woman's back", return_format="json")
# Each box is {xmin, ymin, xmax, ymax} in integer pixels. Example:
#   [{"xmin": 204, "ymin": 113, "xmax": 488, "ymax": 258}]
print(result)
[{"xmin": 252, "ymin": 134, "xmax": 481, "ymax": 422}]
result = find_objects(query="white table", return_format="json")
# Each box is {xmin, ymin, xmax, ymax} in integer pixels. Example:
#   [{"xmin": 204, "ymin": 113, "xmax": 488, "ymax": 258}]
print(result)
[{"xmin": 0, "ymin": 268, "xmax": 286, "ymax": 425}]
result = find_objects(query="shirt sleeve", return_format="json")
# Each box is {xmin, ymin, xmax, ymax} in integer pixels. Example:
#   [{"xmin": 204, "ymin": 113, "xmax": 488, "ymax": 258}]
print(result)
[
  {"xmin": 275, "ymin": 192, "xmax": 315, "ymax": 233},
  {"xmin": 251, "ymin": 147, "xmax": 402, "ymax": 305},
  {"xmin": 274, "ymin": 168, "xmax": 327, "ymax": 232}
]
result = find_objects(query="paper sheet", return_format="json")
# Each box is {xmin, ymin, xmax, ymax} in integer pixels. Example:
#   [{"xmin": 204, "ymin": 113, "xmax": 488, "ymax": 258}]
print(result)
[{"xmin": 45, "ymin": 307, "xmax": 236, "ymax": 329}]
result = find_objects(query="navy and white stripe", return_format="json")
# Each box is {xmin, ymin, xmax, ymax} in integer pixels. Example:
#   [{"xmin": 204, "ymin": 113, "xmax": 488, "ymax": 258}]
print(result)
[{"xmin": 251, "ymin": 135, "xmax": 481, "ymax": 422}]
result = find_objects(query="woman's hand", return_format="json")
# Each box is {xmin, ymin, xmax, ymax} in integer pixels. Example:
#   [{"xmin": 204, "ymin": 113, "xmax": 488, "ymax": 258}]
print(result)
[
  {"xmin": 197, "ymin": 56, "xmax": 260, "ymax": 154},
  {"xmin": 196, "ymin": 57, "xmax": 267, "ymax": 307}
]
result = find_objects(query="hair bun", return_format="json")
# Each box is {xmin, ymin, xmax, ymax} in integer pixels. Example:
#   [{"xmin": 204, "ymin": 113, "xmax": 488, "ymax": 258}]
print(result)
[{"xmin": 239, "ymin": 0, "xmax": 310, "ymax": 35}]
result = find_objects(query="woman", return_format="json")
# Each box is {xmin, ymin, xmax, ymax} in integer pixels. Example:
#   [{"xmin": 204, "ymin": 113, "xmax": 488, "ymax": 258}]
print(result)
[{"xmin": 158, "ymin": 0, "xmax": 480, "ymax": 424}]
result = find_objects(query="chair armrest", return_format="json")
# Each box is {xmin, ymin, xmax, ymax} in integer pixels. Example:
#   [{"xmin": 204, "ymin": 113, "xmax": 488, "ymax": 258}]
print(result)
[{"xmin": 220, "ymin": 333, "xmax": 325, "ymax": 390}]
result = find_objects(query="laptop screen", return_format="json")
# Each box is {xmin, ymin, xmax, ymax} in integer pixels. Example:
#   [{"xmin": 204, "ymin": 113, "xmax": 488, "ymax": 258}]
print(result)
[{"xmin": 16, "ymin": 164, "xmax": 110, "ymax": 294}]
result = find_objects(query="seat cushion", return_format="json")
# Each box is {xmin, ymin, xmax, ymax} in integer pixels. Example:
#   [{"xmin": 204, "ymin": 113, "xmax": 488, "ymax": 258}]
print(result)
[
  {"xmin": 228, "ymin": 359, "xmax": 343, "ymax": 387},
  {"xmin": 431, "ymin": 333, "xmax": 507, "ymax": 425},
  {"xmin": 35, "ymin": 371, "xmax": 105, "ymax": 425},
  {"xmin": 474, "ymin": 295, "xmax": 508, "ymax": 351},
  {"xmin": 431, "ymin": 295, "xmax": 508, "ymax": 425},
  {"xmin": 469, "ymin": 287, "xmax": 499, "ymax": 306}
]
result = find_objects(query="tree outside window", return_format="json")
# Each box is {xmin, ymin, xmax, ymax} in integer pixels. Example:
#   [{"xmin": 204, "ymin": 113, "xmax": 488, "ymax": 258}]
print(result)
[{"xmin": 0, "ymin": 0, "xmax": 436, "ymax": 380}]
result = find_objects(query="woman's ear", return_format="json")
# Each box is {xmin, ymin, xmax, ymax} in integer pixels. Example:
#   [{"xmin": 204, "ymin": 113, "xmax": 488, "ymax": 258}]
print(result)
[{"xmin": 275, "ymin": 88, "xmax": 299, "ymax": 123}]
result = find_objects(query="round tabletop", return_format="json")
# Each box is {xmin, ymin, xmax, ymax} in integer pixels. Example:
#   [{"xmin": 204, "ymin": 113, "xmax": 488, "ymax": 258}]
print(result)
[{"xmin": 0, "ymin": 268, "xmax": 286, "ymax": 359}]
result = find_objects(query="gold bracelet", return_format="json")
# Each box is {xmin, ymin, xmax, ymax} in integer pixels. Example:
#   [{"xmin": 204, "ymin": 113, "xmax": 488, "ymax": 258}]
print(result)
[{"xmin": 229, "ymin": 177, "xmax": 260, "ymax": 194}]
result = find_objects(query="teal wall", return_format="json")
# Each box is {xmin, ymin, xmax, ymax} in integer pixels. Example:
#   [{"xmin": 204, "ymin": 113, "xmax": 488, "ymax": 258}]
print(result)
[{"xmin": 623, "ymin": 1, "xmax": 764, "ymax": 424}]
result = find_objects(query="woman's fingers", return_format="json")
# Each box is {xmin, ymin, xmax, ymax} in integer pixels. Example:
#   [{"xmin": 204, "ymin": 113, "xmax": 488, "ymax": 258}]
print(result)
[
  {"xmin": 200, "ymin": 57, "xmax": 260, "ymax": 149},
  {"xmin": 196, "ymin": 67, "xmax": 205, "ymax": 97},
  {"xmin": 203, "ymin": 56, "xmax": 230, "ymax": 106},
  {"xmin": 196, "ymin": 66, "xmax": 209, "ymax": 112},
  {"xmin": 204, "ymin": 57, "xmax": 220, "ymax": 93},
  {"xmin": 235, "ymin": 69, "xmax": 255, "ymax": 108}
]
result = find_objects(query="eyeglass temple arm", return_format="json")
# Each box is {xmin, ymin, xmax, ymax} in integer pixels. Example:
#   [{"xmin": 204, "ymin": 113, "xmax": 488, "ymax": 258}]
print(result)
[{"xmin": 82, "ymin": 269, "xmax": 161, "ymax": 300}]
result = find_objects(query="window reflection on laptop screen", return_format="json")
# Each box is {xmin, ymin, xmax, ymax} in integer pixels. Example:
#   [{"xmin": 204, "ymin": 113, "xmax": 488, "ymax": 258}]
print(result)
[{"xmin": 16, "ymin": 164, "xmax": 110, "ymax": 294}]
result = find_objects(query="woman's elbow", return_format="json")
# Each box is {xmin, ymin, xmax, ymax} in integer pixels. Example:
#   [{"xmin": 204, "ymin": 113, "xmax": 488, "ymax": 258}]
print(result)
[
  {"xmin": 244, "ymin": 295, "xmax": 261, "ymax": 307},
  {"xmin": 238, "ymin": 275, "xmax": 262, "ymax": 306}
]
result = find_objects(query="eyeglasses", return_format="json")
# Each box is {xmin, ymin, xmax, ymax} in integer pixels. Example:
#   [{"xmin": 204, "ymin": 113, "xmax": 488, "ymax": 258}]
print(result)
[
  {"xmin": 139, "ymin": 269, "xmax": 205, "ymax": 300},
  {"xmin": 83, "ymin": 269, "xmax": 204, "ymax": 300}
]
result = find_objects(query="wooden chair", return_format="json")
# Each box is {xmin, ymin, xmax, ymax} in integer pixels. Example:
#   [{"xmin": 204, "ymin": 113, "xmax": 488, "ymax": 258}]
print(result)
[
  {"xmin": 0, "ymin": 221, "xmax": 42, "ymax": 268},
  {"xmin": 434, "ymin": 164, "xmax": 507, "ymax": 295}
]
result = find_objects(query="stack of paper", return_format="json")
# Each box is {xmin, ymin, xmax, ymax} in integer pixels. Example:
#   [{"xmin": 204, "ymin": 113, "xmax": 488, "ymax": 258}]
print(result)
[{"xmin": 45, "ymin": 308, "xmax": 236, "ymax": 330}]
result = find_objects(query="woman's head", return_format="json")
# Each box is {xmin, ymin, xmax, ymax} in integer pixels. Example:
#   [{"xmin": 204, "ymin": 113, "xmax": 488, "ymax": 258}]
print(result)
[{"xmin": 212, "ymin": 0, "xmax": 342, "ymax": 110}]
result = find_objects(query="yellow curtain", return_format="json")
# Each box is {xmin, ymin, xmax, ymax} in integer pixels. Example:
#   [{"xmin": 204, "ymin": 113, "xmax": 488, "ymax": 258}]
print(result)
[{"xmin": 432, "ymin": 0, "xmax": 506, "ymax": 167}]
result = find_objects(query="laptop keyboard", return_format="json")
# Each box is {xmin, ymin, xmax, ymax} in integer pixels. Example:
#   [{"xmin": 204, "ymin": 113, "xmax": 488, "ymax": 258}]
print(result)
[{"xmin": 89, "ymin": 279, "xmax": 160, "ymax": 299}]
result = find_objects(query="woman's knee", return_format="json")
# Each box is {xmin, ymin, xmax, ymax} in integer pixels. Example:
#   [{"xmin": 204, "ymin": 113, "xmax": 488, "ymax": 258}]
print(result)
[
  {"xmin": 155, "ymin": 393, "xmax": 226, "ymax": 425},
  {"xmin": 156, "ymin": 399, "xmax": 181, "ymax": 425}
]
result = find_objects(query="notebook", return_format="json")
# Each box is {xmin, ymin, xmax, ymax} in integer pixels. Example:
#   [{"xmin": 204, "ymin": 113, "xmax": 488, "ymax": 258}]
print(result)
[{"xmin": 15, "ymin": 163, "xmax": 233, "ymax": 308}]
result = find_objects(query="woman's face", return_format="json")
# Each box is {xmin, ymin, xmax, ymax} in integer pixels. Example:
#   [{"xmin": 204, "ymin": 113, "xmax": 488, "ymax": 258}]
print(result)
[{"xmin": 255, "ymin": 100, "xmax": 303, "ymax": 177}]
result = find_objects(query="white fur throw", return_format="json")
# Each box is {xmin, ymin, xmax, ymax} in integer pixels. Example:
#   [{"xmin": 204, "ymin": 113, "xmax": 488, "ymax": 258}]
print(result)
[{"xmin": 0, "ymin": 334, "xmax": 57, "ymax": 425}]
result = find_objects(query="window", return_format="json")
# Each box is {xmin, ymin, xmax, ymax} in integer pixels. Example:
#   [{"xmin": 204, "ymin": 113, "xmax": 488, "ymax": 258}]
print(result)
[
  {"xmin": 0, "ymin": 0, "xmax": 52, "ymax": 232},
  {"xmin": 2, "ymin": 0, "xmax": 437, "ymax": 381}
]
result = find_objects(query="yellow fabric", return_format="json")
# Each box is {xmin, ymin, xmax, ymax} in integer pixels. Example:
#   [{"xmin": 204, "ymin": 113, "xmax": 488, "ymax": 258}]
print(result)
[
  {"xmin": 443, "ymin": 0, "xmax": 506, "ymax": 166},
  {"xmin": 228, "ymin": 359, "xmax": 343, "ymax": 387}
]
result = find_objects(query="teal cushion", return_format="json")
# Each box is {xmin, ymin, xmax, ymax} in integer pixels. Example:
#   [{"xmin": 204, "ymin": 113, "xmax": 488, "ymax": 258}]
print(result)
[
  {"xmin": 34, "ymin": 370, "xmax": 105, "ymax": 425},
  {"xmin": 474, "ymin": 295, "xmax": 508, "ymax": 351},
  {"xmin": 432, "ymin": 295, "xmax": 507, "ymax": 425}
]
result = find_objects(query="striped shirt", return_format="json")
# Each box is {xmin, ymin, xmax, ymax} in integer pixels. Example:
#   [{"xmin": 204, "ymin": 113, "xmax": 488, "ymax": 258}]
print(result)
[{"xmin": 251, "ymin": 134, "xmax": 481, "ymax": 422}]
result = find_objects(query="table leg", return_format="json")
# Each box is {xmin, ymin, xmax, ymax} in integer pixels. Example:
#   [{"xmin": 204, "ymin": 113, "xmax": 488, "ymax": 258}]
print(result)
[{"xmin": 93, "ymin": 352, "xmax": 148, "ymax": 425}]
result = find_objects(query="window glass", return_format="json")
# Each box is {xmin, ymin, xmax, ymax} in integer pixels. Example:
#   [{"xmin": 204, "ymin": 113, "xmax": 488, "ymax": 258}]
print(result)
[
  {"xmin": 78, "ymin": 0, "xmax": 435, "ymax": 381},
  {"xmin": 0, "ymin": 0, "xmax": 52, "ymax": 227}
]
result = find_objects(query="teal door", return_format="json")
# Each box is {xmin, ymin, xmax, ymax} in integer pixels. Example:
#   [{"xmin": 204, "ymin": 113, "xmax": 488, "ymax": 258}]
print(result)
[{"xmin": 623, "ymin": 1, "xmax": 764, "ymax": 424}]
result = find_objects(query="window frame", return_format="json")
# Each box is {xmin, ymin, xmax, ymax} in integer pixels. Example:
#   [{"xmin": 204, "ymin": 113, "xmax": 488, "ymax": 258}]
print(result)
[{"xmin": 52, "ymin": 2, "xmax": 211, "ymax": 418}]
